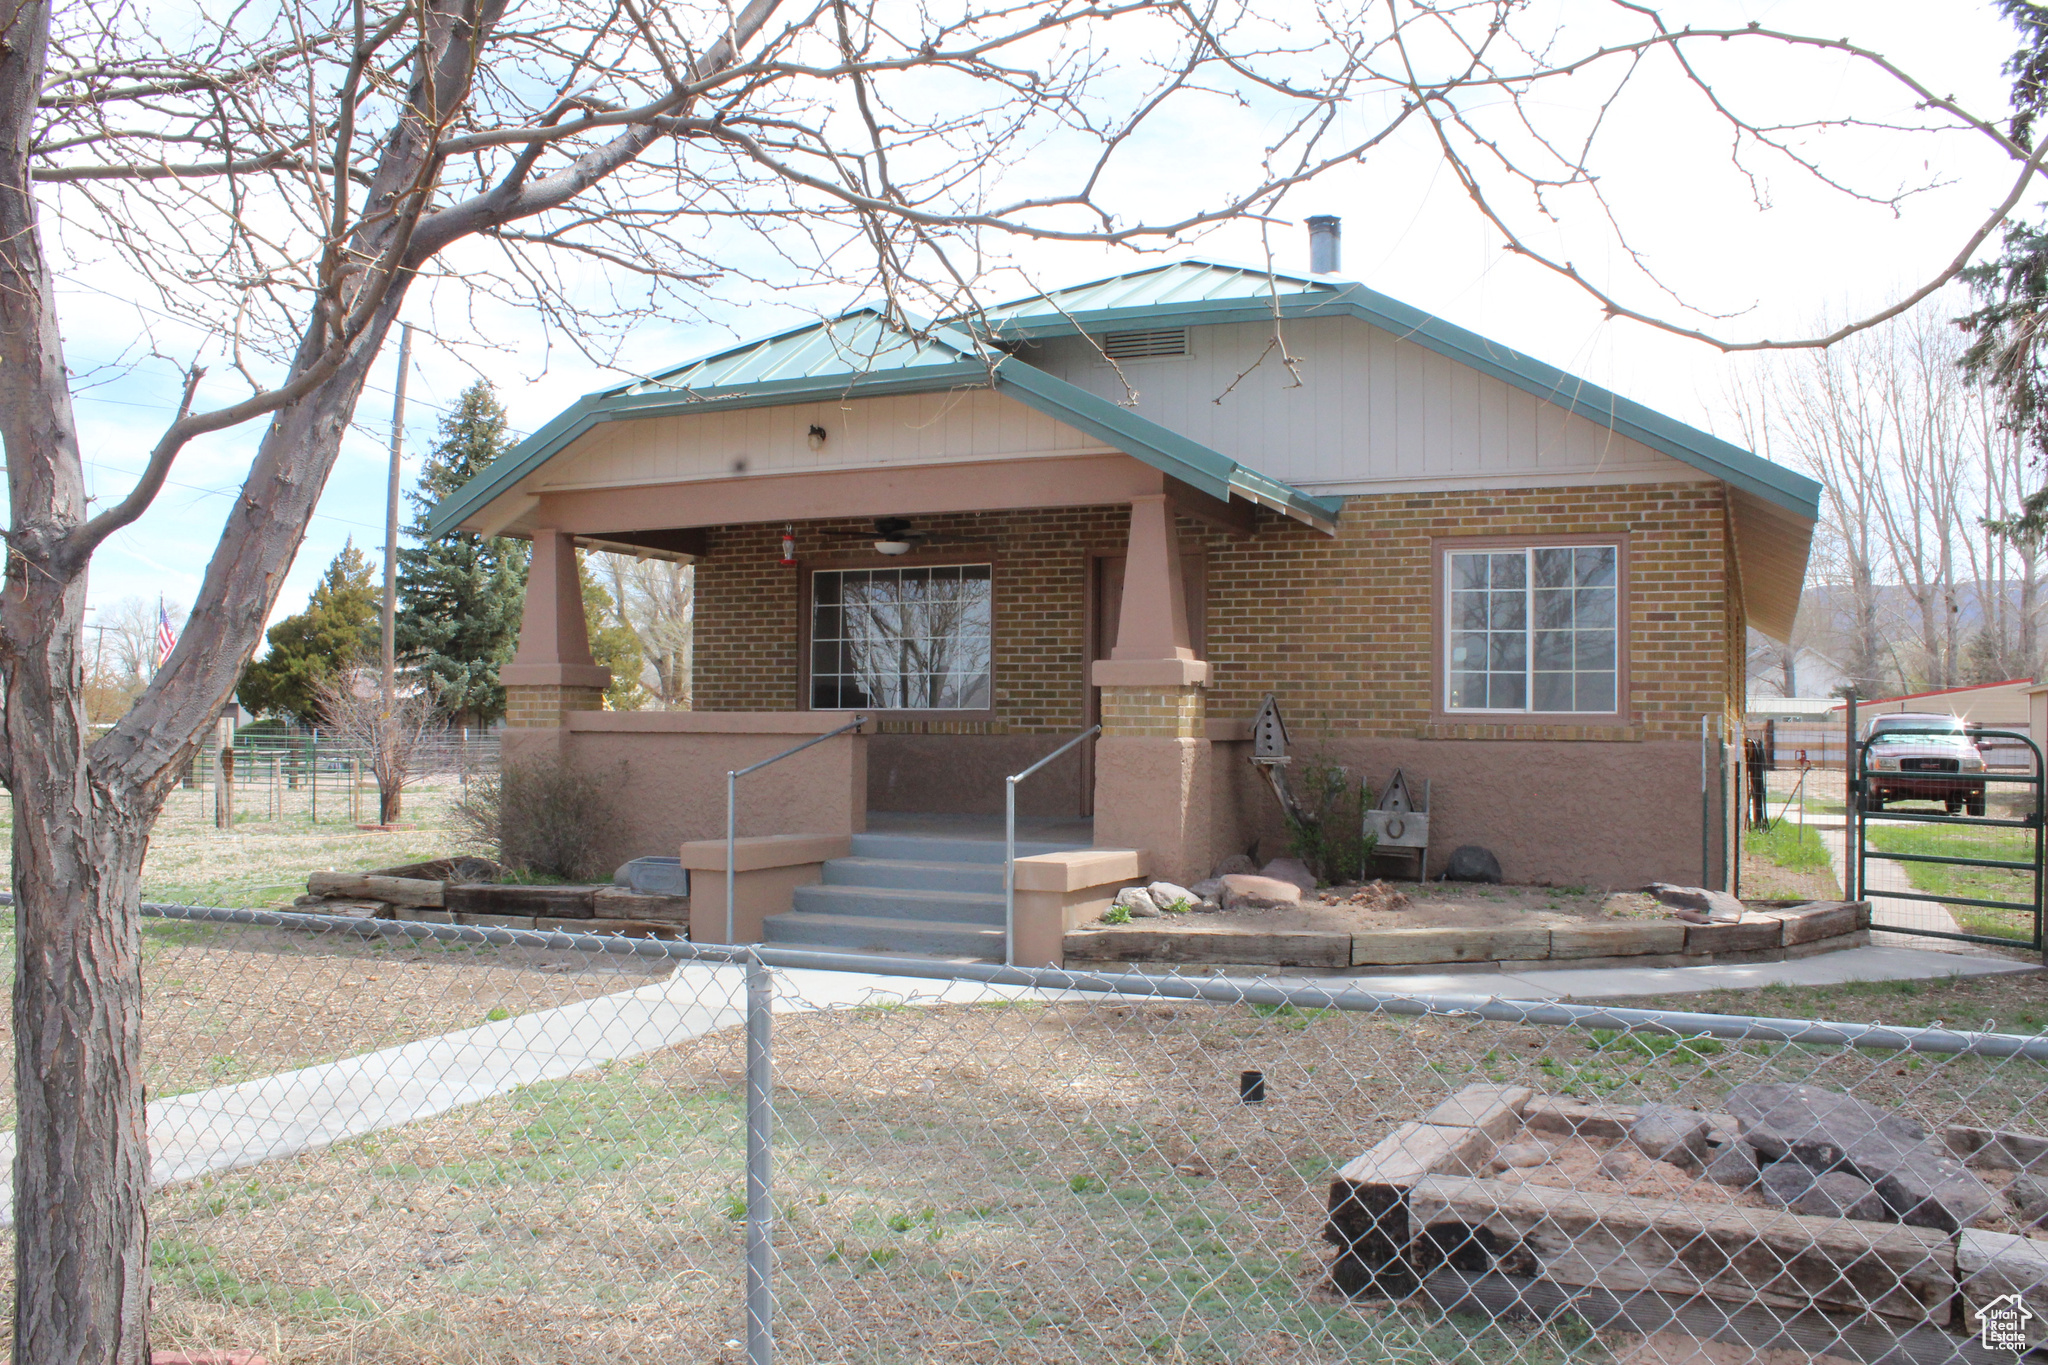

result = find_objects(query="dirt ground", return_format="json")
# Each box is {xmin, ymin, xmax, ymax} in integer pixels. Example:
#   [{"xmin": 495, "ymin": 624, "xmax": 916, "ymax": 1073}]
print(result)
[{"xmin": 1121, "ymin": 881, "xmax": 1772, "ymax": 937}]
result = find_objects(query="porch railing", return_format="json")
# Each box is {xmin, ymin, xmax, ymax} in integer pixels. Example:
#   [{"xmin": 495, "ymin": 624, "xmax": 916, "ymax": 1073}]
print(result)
[
  {"xmin": 725, "ymin": 716, "xmax": 868, "ymax": 943},
  {"xmin": 1004, "ymin": 724, "xmax": 1100, "ymax": 966}
]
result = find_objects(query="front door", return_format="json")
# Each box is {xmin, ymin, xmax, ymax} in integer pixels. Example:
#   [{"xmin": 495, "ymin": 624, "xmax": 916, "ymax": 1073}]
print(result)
[{"xmin": 1082, "ymin": 552, "xmax": 1205, "ymax": 815}]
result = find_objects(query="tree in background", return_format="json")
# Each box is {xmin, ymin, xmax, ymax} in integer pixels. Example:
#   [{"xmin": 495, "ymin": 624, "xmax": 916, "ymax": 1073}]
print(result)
[
  {"xmin": 236, "ymin": 543, "xmax": 379, "ymax": 726},
  {"xmin": 581, "ymin": 553, "xmax": 647, "ymax": 711},
  {"xmin": 83, "ymin": 597, "xmax": 187, "ymax": 723},
  {"xmin": 397, "ymin": 382, "xmax": 529, "ymax": 725},
  {"xmin": 1733, "ymin": 302, "xmax": 2041, "ymax": 697},
  {"xmin": 593, "ymin": 553, "xmax": 694, "ymax": 708}
]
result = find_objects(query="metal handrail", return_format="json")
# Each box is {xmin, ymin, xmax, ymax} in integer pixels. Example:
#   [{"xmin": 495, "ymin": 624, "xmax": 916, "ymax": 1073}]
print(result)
[
  {"xmin": 725, "ymin": 716, "xmax": 867, "ymax": 943},
  {"xmin": 1004, "ymin": 724, "xmax": 1100, "ymax": 966}
]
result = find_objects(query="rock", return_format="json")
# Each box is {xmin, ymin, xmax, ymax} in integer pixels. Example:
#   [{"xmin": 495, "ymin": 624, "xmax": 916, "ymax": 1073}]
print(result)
[
  {"xmin": 1113, "ymin": 886, "xmax": 1161, "ymax": 919},
  {"xmin": 1259, "ymin": 857, "xmax": 1318, "ymax": 893},
  {"xmin": 1189, "ymin": 878, "xmax": 1224, "ymax": 899},
  {"xmin": 1213, "ymin": 853, "xmax": 1258, "ymax": 877},
  {"xmin": 1492, "ymin": 1141, "xmax": 1553, "ymax": 1170},
  {"xmin": 1728, "ymin": 1082, "xmax": 1928, "ymax": 1163},
  {"xmin": 1728, "ymin": 1082, "xmax": 1999, "ymax": 1231},
  {"xmin": 1443, "ymin": 845, "xmax": 1502, "ymax": 884},
  {"xmin": 618, "ymin": 855, "xmax": 688, "ymax": 896},
  {"xmin": 1629, "ymin": 1104, "xmax": 1712, "ymax": 1171},
  {"xmin": 1704, "ymin": 1137, "xmax": 1757, "ymax": 1189},
  {"xmin": 1597, "ymin": 1148, "xmax": 1649, "ymax": 1183},
  {"xmin": 1645, "ymin": 882, "xmax": 1745, "ymax": 923},
  {"xmin": 2006, "ymin": 1173, "xmax": 2048, "ymax": 1230},
  {"xmin": 1147, "ymin": 881, "xmax": 1198, "ymax": 913},
  {"xmin": 1219, "ymin": 874, "xmax": 1303, "ymax": 910},
  {"xmin": 1760, "ymin": 1162, "xmax": 1891, "ymax": 1221}
]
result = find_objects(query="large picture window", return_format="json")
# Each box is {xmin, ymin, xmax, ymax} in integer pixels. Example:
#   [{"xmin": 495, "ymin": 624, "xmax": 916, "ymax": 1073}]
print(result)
[
  {"xmin": 1446, "ymin": 545, "xmax": 1618, "ymax": 714},
  {"xmin": 811, "ymin": 565, "xmax": 993, "ymax": 710}
]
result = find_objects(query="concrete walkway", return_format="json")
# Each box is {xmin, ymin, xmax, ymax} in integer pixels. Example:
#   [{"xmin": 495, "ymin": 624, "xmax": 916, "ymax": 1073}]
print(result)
[
  {"xmin": 1776, "ymin": 803, "xmax": 2001, "ymax": 949},
  {"xmin": 0, "ymin": 939, "xmax": 2032, "ymax": 1225},
  {"xmin": 1335, "ymin": 943, "xmax": 2035, "ymax": 1001},
  {"xmin": 0, "ymin": 961, "xmax": 1036, "ymax": 1227}
]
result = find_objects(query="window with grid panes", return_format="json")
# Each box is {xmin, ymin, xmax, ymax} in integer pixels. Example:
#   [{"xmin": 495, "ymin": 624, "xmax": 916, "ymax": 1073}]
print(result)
[
  {"xmin": 811, "ymin": 565, "xmax": 993, "ymax": 710},
  {"xmin": 1446, "ymin": 545, "xmax": 1618, "ymax": 713}
]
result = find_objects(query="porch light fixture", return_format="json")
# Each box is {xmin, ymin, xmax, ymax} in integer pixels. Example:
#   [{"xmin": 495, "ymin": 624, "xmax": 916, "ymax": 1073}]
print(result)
[
  {"xmin": 807, "ymin": 424, "xmax": 828, "ymax": 451},
  {"xmin": 780, "ymin": 524, "xmax": 797, "ymax": 566},
  {"xmin": 872, "ymin": 536, "xmax": 913, "ymax": 556}
]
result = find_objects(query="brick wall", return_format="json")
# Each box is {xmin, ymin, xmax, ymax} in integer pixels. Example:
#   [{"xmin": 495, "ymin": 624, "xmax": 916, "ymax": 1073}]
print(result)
[
  {"xmin": 1195, "ymin": 481, "xmax": 1733, "ymax": 742},
  {"xmin": 504, "ymin": 683, "xmax": 606, "ymax": 729},
  {"xmin": 691, "ymin": 482, "xmax": 1736, "ymax": 740},
  {"xmin": 694, "ymin": 507, "xmax": 1128, "ymax": 733}
]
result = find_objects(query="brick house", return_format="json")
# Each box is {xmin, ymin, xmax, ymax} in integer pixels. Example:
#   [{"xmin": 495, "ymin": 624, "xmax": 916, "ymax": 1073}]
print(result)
[{"xmin": 429, "ymin": 231, "xmax": 1818, "ymax": 963}]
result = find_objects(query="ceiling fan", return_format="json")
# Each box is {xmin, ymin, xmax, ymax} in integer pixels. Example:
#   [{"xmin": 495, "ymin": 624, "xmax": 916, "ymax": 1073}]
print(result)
[{"xmin": 820, "ymin": 517, "xmax": 934, "ymax": 556}]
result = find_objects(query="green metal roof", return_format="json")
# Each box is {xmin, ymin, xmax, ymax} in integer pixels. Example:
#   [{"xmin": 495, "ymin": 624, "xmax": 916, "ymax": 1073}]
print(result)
[
  {"xmin": 969, "ymin": 259, "xmax": 1342, "ymax": 328},
  {"xmin": 618, "ymin": 307, "xmax": 972, "ymax": 394},
  {"xmin": 960, "ymin": 258, "xmax": 1821, "ymax": 524},
  {"xmin": 427, "ymin": 258, "xmax": 1820, "ymax": 540},
  {"xmin": 424, "ymin": 303, "xmax": 1344, "ymax": 538}
]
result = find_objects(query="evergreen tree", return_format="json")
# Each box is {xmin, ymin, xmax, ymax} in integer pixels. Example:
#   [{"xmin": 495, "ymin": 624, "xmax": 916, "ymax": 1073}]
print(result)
[
  {"xmin": 1961, "ymin": 3, "xmax": 2048, "ymax": 537},
  {"xmin": 396, "ymin": 381, "xmax": 530, "ymax": 725},
  {"xmin": 237, "ymin": 541, "xmax": 380, "ymax": 725}
]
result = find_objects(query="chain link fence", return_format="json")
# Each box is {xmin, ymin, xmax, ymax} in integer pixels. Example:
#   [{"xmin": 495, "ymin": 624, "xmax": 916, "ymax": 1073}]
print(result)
[{"xmin": 9, "ymin": 906, "xmax": 2046, "ymax": 1363}]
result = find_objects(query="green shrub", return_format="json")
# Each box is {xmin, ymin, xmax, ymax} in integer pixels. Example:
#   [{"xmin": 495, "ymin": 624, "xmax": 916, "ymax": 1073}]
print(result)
[{"xmin": 1282, "ymin": 757, "xmax": 1376, "ymax": 885}]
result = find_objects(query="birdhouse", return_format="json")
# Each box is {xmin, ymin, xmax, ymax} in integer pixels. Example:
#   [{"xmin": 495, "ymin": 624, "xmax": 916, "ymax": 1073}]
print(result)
[
  {"xmin": 1251, "ymin": 695, "xmax": 1290, "ymax": 765},
  {"xmin": 1364, "ymin": 768, "xmax": 1431, "ymax": 875}
]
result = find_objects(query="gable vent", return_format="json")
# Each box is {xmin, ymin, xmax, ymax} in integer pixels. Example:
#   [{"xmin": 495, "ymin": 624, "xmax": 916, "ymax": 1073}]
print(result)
[{"xmin": 1100, "ymin": 327, "xmax": 1188, "ymax": 360}]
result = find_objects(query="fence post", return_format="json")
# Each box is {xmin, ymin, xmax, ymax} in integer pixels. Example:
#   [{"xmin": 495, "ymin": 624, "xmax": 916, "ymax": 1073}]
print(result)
[
  {"xmin": 744, "ymin": 951, "xmax": 774, "ymax": 1365},
  {"xmin": 1844, "ymin": 696, "xmax": 1859, "ymax": 903},
  {"xmin": 1699, "ymin": 715, "xmax": 1710, "ymax": 887}
]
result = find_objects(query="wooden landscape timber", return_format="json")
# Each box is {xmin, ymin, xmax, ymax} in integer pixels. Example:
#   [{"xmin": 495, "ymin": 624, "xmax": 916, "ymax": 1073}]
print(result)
[
  {"xmin": 1068, "ymin": 900, "xmax": 1870, "ymax": 971},
  {"xmin": 295, "ymin": 864, "xmax": 689, "ymax": 940}
]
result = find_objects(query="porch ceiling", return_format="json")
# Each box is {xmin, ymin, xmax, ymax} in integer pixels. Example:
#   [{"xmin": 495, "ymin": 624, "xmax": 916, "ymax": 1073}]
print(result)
[{"xmin": 425, "ymin": 306, "xmax": 1342, "ymax": 541}]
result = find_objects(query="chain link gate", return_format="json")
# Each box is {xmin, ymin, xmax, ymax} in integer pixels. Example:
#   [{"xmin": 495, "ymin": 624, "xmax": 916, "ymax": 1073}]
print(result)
[{"xmin": 1852, "ymin": 725, "xmax": 2047, "ymax": 954}]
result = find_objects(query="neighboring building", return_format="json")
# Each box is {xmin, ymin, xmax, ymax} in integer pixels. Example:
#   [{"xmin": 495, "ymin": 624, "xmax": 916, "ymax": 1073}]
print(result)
[
  {"xmin": 1837, "ymin": 679, "xmax": 2037, "ymax": 730},
  {"xmin": 429, "ymin": 228, "xmax": 1819, "ymax": 961},
  {"xmin": 1745, "ymin": 696, "xmax": 1839, "ymax": 726}
]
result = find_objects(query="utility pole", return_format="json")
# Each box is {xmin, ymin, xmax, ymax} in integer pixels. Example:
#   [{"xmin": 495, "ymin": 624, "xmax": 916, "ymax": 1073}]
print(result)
[{"xmin": 382, "ymin": 322, "xmax": 413, "ymax": 715}]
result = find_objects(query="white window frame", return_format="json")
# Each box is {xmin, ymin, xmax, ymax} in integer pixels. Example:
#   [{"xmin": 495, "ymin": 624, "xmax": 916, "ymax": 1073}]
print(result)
[
  {"xmin": 1443, "ymin": 542, "xmax": 1622, "ymax": 717},
  {"xmin": 809, "ymin": 563, "xmax": 995, "ymax": 712}
]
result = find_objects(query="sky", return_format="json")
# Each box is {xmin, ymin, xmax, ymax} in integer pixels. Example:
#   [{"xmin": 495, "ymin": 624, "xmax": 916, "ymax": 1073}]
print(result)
[{"xmin": 51, "ymin": 0, "xmax": 2033, "ymax": 646}]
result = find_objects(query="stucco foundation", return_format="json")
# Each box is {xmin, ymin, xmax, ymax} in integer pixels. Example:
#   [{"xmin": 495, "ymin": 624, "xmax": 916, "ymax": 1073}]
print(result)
[
  {"xmin": 1203, "ymin": 736, "xmax": 1726, "ymax": 891},
  {"xmin": 504, "ymin": 712, "xmax": 868, "ymax": 874}
]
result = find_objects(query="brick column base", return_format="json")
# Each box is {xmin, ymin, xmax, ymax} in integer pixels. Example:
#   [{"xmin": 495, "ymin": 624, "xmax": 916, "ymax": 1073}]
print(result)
[
  {"xmin": 1094, "ymin": 684, "xmax": 1212, "ymax": 883},
  {"xmin": 1100, "ymin": 684, "xmax": 1206, "ymax": 739},
  {"xmin": 504, "ymin": 683, "xmax": 607, "ymax": 729}
]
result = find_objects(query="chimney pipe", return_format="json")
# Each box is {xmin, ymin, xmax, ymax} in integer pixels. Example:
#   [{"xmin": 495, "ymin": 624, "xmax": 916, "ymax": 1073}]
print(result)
[{"xmin": 1307, "ymin": 215, "xmax": 1341, "ymax": 274}]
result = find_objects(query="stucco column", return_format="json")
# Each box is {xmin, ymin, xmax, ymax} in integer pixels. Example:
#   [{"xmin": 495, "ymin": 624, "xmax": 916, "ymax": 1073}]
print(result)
[
  {"xmin": 501, "ymin": 530, "xmax": 612, "ymax": 728},
  {"xmin": 1091, "ymin": 495, "xmax": 1213, "ymax": 882}
]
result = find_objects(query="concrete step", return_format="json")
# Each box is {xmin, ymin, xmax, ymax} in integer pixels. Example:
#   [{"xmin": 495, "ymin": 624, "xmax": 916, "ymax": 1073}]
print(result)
[
  {"xmin": 793, "ymin": 882, "xmax": 1005, "ymax": 925},
  {"xmin": 849, "ymin": 833, "xmax": 1081, "ymax": 865},
  {"xmin": 761, "ymin": 911, "xmax": 1003, "ymax": 960},
  {"xmin": 822, "ymin": 857, "xmax": 1005, "ymax": 895}
]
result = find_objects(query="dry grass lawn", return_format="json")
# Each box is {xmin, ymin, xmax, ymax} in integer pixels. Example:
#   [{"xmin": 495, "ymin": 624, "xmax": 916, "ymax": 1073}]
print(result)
[{"xmin": 114, "ymin": 985, "xmax": 2048, "ymax": 1365}]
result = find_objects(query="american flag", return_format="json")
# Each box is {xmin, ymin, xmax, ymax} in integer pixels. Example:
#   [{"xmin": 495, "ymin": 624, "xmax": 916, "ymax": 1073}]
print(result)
[{"xmin": 156, "ymin": 601, "xmax": 176, "ymax": 666}]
